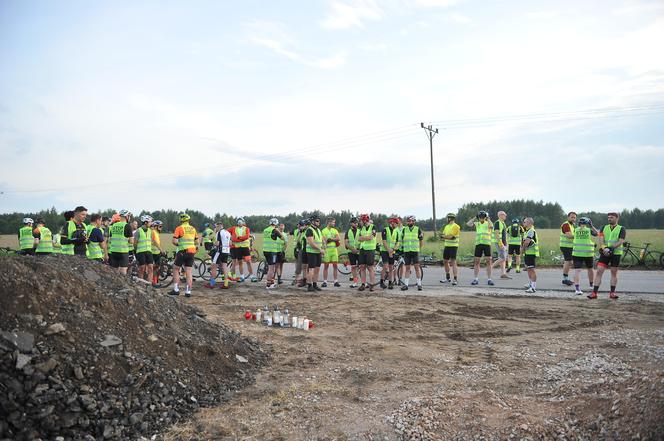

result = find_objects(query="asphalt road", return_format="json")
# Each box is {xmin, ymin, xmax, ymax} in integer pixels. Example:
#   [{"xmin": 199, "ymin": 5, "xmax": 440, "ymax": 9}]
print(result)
[{"xmin": 263, "ymin": 263, "xmax": 664, "ymax": 295}]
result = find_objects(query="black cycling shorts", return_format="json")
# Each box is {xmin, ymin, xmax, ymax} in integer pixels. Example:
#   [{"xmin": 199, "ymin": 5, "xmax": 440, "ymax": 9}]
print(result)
[
  {"xmin": 573, "ymin": 256, "xmax": 594, "ymax": 269},
  {"xmin": 560, "ymin": 247, "xmax": 573, "ymax": 262},
  {"xmin": 597, "ymin": 253, "xmax": 621, "ymax": 268},
  {"xmin": 443, "ymin": 247, "xmax": 458, "ymax": 260},
  {"xmin": 152, "ymin": 253, "xmax": 161, "ymax": 266},
  {"xmin": 403, "ymin": 251, "xmax": 419, "ymax": 266},
  {"xmin": 264, "ymin": 251, "xmax": 279, "ymax": 265},
  {"xmin": 508, "ymin": 244, "xmax": 521, "ymax": 256},
  {"xmin": 358, "ymin": 249, "xmax": 375, "ymax": 266},
  {"xmin": 212, "ymin": 251, "xmax": 230, "ymax": 265},
  {"xmin": 204, "ymin": 242, "xmax": 213, "ymax": 252},
  {"xmin": 277, "ymin": 251, "xmax": 285, "ymax": 263},
  {"xmin": 474, "ymin": 244, "xmax": 491, "ymax": 258},
  {"xmin": 347, "ymin": 252, "xmax": 359, "ymax": 266},
  {"xmin": 381, "ymin": 251, "xmax": 395, "ymax": 265},
  {"xmin": 174, "ymin": 251, "xmax": 195, "ymax": 268},
  {"xmin": 19, "ymin": 249, "xmax": 35, "ymax": 256},
  {"xmin": 524, "ymin": 254, "xmax": 537, "ymax": 269},
  {"xmin": 231, "ymin": 247, "xmax": 250, "ymax": 259},
  {"xmin": 306, "ymin": 252, "xmax": 322, "ymax": 268},
  {"xmin": 136, "ymin": 252, "xmax": 154, "ymax": 266},
  {"xmin": 109, "ymin": 252, "xmax": 129, "ymax": 268}
]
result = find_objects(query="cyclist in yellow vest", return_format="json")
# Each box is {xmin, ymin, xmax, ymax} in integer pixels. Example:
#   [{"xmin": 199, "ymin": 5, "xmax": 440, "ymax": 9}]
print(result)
[
  {"xmin": 33, "ymin": 218, "xmax": 53, "ymax": 256},
  {"xmin": 262, "ymin": 218, "xmax": 286, "ymax": 289},
  {"xmin": 65, "ymin": 206, "xmax": 89, "ymax": 257},
  {"xmin": 356, "ymin": 214, "xmax": 378, "ymax": 292},
  {"xmin": 506, "ymin": 217, "xmax": 524, "ymax": 273},
  {"xmin": 321, "ymin": 217, "xmax": 342, "ymax": 288},
  {"xmin": 491, "ymin": 211, "xmax": 512, "ymax": 280},
  {"xmin": 380, "ymin": 217, "xmax": 401, "ymax": 289},
  {"xmin": 201, "ymin": 223, "xmax": 215, "ymax": 254},
  {"xmin": 571, "ymin": 217, "xmax": 599, "ymax": 296},
  {"xmin": 276, "ymin": 223, "xmax": 287, "ymax": 284},
  {"xmin": 591, "ymin": 212, "xmax": 626, "ymax": 300},
  {"xmin": 229, "ymin": 218, "xmax": 257, "ymax": 282},
  {"xmin": 440, "ymin": 213, "xmax": 460, "ymax": 285},
  {"xmin": 467, "ymin": 211, "xmax": 494, "ymax": 286},
  {"xmin": 344, "ymin": 217, "xmax": 361, "ymax": 288},
  {"xmin": 134, "ymin": 215, "xmax": 154, "ymax": 282},
  {"xmin": 521, "ymin": 217, "xmax": 540, "ymax": 293},
  {"xmin": 400, "ymin": 215, "xmax": 424, "ymax": 291},
  {"xmin": 109, "ymin": 210, "xmax": 134, "ymax": 273},
  {"xmin": 18, "ymin": 217, "xmax": 36, "ymax": 255},
  {"xmin": 305, "ymin": 215, "xmax": 325, "ymax": 292},
  {"xmin": 151, "ymin": 220, "xmax": 165, "ymax": 286},
  {"xmin": 559, "ymin": 211, "xmax": 577, "ymax": 286},
  {"xmin": 59, "ymin": 211, "xmax": 75, "ymax": 256},
  {"xmin": 170, "ymin": 212, "xmax": 199, "ymax": 297},
  {"xmin": 86, "ymin": 214, "xmax": 107, "ymax": 262}
]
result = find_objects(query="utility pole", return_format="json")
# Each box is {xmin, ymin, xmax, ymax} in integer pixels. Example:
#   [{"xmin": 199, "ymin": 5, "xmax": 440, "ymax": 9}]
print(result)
[{"xmin": 421, "ymin": 123, "xmax": 439, "ymax": 235}]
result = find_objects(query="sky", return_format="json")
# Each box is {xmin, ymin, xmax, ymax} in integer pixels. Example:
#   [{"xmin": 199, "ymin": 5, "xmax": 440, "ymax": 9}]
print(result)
[{"xmin": 1, "ymin": 0, "xmax": 663, "ymax": 219}]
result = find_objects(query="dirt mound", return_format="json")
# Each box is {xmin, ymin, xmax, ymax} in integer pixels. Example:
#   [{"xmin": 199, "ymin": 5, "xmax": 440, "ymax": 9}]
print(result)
[{"xmin": 0, "ymin": 255, "xmax": 266, "ymax": 441}]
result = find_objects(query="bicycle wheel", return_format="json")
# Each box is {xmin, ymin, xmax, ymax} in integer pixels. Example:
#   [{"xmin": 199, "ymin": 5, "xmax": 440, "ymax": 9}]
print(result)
[
  {"xmin": 251, "ymin": 249, "xmax": 260, "ymax": 263},
  {"xmin": 620, "ymin": 251, "xmax": 637, "ymax": 269},
  {"xmin": 337, "ymin": 253, "xmax": 352, "ymax": 275},
  {"xmin": 643, "ymin": 252, "xmax": 658, "ymax": 269},
  {"xmin": 659, "ymin": 252, "xmax": 664, "ymax": 270},
  {"xmin": 257, "ymin": 260, "xmax": 267, "ymax": 281},
  {"xmin": 197, "ymin": 259, "xmax": 210, "ymax": 280},
  {"xmin": 192, "ymin": 258, "xmax": 205, "ymax": 279}
]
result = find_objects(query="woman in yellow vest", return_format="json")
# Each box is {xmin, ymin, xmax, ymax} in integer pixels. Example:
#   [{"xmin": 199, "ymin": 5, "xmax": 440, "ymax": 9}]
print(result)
[
  {"xmin": 467, "ymin": 211, "xmax": 494, "ymax": 286},
  {"xmin": 34, "ymin": 218, "xmax": 53, "ymax": 256},
  {"xmin": 590, "ymin": 212, "xmax": 626, "ymax": 300},
  {"xmin": 440, "ymin": 213, "xmax": 460, "ymax": 285},
  {"xmin": 18, "ymin": 217, "xmax": 36, "ymax": 255},
  {"xmin": 571, "ymin": 217, "xmax": 598, "ymax": 296}
]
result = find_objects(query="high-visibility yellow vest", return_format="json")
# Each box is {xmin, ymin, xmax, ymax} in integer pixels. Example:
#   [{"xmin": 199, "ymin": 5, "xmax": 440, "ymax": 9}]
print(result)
[
  {"xmin": 19, "ymin": 226, "xmax": 34, "ymax": 250},
  {"xmin": 442, "ymin": 223, "xmax": 460, "ymax": 248},
  {"xmin": 151, "ymin": 229, "xmax": 161, "ymax": 255},
  {"xmin": 559, "ymin": 221, "xmax": 575, "ymax": 248},
  {"xmin": 475, "ymin": 221, "xmax": 491, "ymax": 245},
  {"xmin": 305, "ymin": 227, "xmax": 322, "ymax": 254},
  {"xmin": 602, "ymin": 224, "xmax": 624, "ymax": 255},
  {"xmin": 109, "ymin": 222, "xmax": 129, "ymax": 253},
  {"xmin": 359, "ymin": 225, "xmax": 376, "ymax": 251},
  {"xmin": 202, "ymin": 228, "xmax": 214, "ymax": 244},
  {"xmin": 263, "ymin": 226, "xmax": 280, "ymax": 253},
  {"xmin": 321, "ymin": 227, "xmax": 339, "ymax": 250},
  {"xmin": 493, "ymin": 220, "xmax": 506, "ymax": 247},
  {"xmin": 346, "ymin": 228, "xmax": 359, "ymax": 250},
  {"xmin": 384, "ymin": 226, "xmax": 399, "ymax": 249},
  {"xmin": 276, "ymin": 233, "xmax": 286, "ymax": 252},
  {"xmin": 136, "ymin": 227, "xmax": 152, "ymax": 253},
  {"xmin": 176, "ymin": 223, "xmax": 197, "ymax": 251},
  {"xmin": 234, "ymin": 226, "xmax": 250, "ymax": 248},
  {"xmin": 523, "ymin": 227, "xmax": 540, "ymax": 257},
  {"xmin": 66, "ymin": 220, "xmax": 87, "ymax": 254},
  {"xmin": 85, "ymin": 225, "xmax": 103, "ymax": 259},
  {"xmin": 572, "ymin": 226, "xmax": 594, "ymax": 258},
  {"xmin": 507, "ymin": 223, "xmax": 523, "ymax": 246},
  {"xmin": 402, "ymin": 225, "xmax": 421, "ymax": 253},
  {"xmin": 35, "ymin": 226, "xmax": 53, "ymax": 253}
]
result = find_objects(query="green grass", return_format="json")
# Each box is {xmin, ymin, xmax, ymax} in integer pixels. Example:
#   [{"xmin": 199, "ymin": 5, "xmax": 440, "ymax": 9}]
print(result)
[{"xmin": 3, "ymin": 229, "xmax": 663, "ymax": 265}]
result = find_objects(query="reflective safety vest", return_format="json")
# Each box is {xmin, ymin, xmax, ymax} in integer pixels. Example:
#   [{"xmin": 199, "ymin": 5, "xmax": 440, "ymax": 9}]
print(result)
[
  {"xmin": 151, "ymin": 229, "xmax": 161, "ymax": 255},
  {"xmin": 276, "ymin": 232, "xmax": 286, "ymax": 252},
  {"xmin": 523, "ymin": 227, "xmax": 540, "ymax": 256},
  {"xmin": 321, "ymin": 227, "xmax": 339, "ymax": 250},
  {"xmin": 384, "ymin": 226, "xmax": 399, "ymax": 249},
  {"xmin": 202, "ymin": 228, "xmax": 214, "ymax": 244},
  {"xmin": 305, "ymin": 227, "xmax": 322, "ymax": 254},
  {"xmin": 19, "ymin": 226, "xmax": 34, "ymax": 250},
  {"xmin": 572, "ymin": 226, "xmax": 594, "ymax": 257},
  {"xmin": 109, "ymin": 222, "xmax": 129, "ymax": 253},
  {"xmin": 177, "ymin": 223, "xmax": 197, "ymax": 252},
  {"xmin": 559, "ymin": 221, "xmax": 575, "ymax": 249},
  {"xmin": 86, "ymin": 226, "xmax": 104, "ymax": 260},
  {"xmin": 507, "ymin": 223, "xmax": 523, "ymax": 246},
  {"xmin": 475, "ymin": 221, "xmax": 491, "ymax": 245},
  {"xmin": 602, "ymin": 224, "xmax": 624, "ymax": 255},
  {"xmin": 263, "ymin": 226, "xmax": 280, "ymax": 253},
  {"xmin": 346, "ymin": 228, "xmax": 359, "ymax": 250},
  {"xmin": 136, "ymin": 227, "xmax": 152, "ymax": 253},
  {"xmin": 402, "ymin": 225, "xmax": 421, "ymax": 253},
  {"xmin": 359, "ymin": 225, "xmax": 376, "ymax": 251},
  {"xmin": 60, "ymin": 225, "xmax": 75, "ymax": 255},
  {"xmin": 395, "ymin": 226, "xmax": 404, "ymax": 250},
  {"xmin": 35, "ymin": 226, "xmax": 53, "ymax": 253},
  {"xmin": 234, "ymin": 226, "xmax": 250, "ymax": 248},
  {"xmin": 493, "ymin": 220, "xmax": 506, "ymax": 247},
  {"xmin": 442, "ymin": 223, "xmax": 460, "ymax": 248}
]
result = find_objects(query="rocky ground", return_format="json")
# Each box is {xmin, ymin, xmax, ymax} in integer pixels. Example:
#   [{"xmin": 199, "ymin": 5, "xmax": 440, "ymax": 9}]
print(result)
[
  {"xmin": 0, "ymin": 255, "xmax": 266, "ymax": 441},
  {"xmin": 160, "ymin": 280, "xmax": 664, "ymax": 441}
]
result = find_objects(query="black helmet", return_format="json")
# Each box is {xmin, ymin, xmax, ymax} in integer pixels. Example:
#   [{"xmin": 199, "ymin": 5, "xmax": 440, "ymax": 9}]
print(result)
[
  {"xmin": 446, "ymin": 213, "xmax": 456, "ymax": 218},
  {"xmin": 511, "ymin": 217, "xmax": 520, "ymax": 224},
  {"xmin": 478, "ymin": 211, "xmax": 488, "ymax": 218},
  {"xmin": 349, "ymin": 216, "xmax": 358, "ymax": 223},
  {"xmin": 578, "ymin": 217, "xmax": 591, "ymax": 225}
]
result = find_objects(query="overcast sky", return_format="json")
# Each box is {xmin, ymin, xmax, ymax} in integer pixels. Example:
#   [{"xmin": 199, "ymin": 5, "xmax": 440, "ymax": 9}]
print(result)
[{"xmin": 1, "ymin": 0, "xmax": 663, "ymax": 218}]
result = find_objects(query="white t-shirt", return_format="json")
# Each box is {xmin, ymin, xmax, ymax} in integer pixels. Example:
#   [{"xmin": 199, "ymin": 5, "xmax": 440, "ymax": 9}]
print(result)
[{"xmin": 217, "ymin": 229, "xmax": 231, "ymax": 253}]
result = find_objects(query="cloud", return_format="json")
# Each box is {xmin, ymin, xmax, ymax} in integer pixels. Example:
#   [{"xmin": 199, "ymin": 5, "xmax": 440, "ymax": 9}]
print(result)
[
  {"xmin": 320, "ymin": 0, "xmax": 384, "ymax": 30},
  {"xmin": 448, "ymin": 12, "xmax": 471, "ymax": 24},
  {"xmin": 411, "ymin": 0, "xmax": 464, "ymax": 8},
  {"xmin": 612, "ymin": 1, "xmax": 664, "ymax": 16}
]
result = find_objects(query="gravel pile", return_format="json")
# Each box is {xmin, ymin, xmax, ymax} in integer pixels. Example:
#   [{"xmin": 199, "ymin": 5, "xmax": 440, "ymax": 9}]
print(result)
[{"xmin": 0, "ymin": 255, "xmax": 266, "ymax": 441}]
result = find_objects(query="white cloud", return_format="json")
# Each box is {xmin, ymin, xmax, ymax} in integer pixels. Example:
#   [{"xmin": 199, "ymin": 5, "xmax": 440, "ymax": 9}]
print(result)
[
  {"xmin": 612, "ymin": 0, "xmax": 664, "ymax": 16},
  {"xmin": 523, "ymin": 10, "xmax": 560, "ymax": 20},
  {"xmin": 320, "ymin": 0, "xmax": 384, "ymax": 30},
  {"xmin": 448, "ymin": 12, "xmax": 471, "ymax": 24},
  {"xmin": 411, "ymin": 0, "xmax": 464, "ymax": 8}
]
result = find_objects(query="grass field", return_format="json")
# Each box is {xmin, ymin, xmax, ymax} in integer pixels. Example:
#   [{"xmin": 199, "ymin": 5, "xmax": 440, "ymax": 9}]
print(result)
[{"xmin": 3, "ymin": 229, "xmax": 663, "ymax": 265}]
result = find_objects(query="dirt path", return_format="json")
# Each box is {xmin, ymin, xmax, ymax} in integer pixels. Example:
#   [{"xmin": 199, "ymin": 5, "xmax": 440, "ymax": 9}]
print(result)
[{"xmin": 162, "ymin": 283, "xmax": 664, "ymax": 441}]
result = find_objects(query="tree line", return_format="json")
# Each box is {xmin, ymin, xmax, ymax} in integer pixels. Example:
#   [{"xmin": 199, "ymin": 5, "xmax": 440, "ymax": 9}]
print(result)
[{"xmin": 0, "ymin": 202, "xmax": 662, "ymax": 235}]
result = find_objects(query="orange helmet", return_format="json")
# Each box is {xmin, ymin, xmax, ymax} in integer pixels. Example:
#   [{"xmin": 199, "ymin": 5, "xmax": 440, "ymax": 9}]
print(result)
[
  {"xmin": 359, "ymin": 214, "xmax": 370, "ymax": 222},
  {"xmin": 111, "ymin": 213, "xmax": 121, "ymax": 223}
]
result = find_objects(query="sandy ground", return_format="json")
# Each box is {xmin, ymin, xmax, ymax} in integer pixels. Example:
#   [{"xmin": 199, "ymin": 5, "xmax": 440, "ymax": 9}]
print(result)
[{"xmin": 159, "ymin": 281, "xmax": 664, "ymax": 441}]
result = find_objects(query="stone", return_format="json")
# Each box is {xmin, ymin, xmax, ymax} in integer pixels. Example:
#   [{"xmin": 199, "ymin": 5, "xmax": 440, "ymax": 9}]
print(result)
[
  {"xmin": 147, "ymin": 334, "xmax": 158, "ymax": 342},
  {"xmin": 35, "ymin": 358, "xmax": 58, "ymax": 374},
  {"xmin": 74, "ymin": 366, "xmax": 84, "ymax": 380},
  {"xmin": 1, "ymin": 331, "xmax": 35, "ymax": 353},
  {"xmin": 100, "ymin": 335, "xmax": 122, "ymax": 347},
  {"xmin": 45, "ymin": 323, "xmax": 66, "ymax": 335},
  {"xmin": 235, "ymin": 354, "xmax": 248, "ymax": 363},
  {"xmin": 16, "ymin": 353, "xmax": 33, "ymax": 369},
  {"xmin": 83, "ymin": 269, "xmax": 101, "ymax": 282}
]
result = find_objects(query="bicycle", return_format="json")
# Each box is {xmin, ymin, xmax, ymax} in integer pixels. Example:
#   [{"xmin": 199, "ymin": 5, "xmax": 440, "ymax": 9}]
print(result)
[
  {"xmin": 0, "ymin": 247, "xmax": 19, "ymax": 256},
  {"xmin": 620, "ymin": 242, "xmax": 664, "ymax": 269},
  {"xmin": 256, "ymin": 259, "xmax": 268, "ymax": 281},
  {"xmin": 155, "ymin": 251, "xmax": 205, "ymax": 288},
  {"xmin": 550, "ymin": 250, "xmax": 564, "ymax": 265}
]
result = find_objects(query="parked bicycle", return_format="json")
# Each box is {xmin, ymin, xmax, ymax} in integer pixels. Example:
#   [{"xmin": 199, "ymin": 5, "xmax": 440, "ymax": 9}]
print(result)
[{"xmin": 620, "ymin": 242, "xmax": 664, "ymax": 269}]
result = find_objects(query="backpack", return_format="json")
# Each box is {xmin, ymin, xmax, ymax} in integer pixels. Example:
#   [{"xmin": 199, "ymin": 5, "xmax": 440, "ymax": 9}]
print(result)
[{"xmin": 509, "ymin": 224, "xmax": 520, "ymax": 237}]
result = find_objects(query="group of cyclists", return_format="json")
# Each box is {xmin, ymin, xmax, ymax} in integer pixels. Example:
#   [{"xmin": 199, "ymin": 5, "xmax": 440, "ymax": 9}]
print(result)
[{"xmin": 16, "ymin": 206, "xmax": 627, "ymax": 299}]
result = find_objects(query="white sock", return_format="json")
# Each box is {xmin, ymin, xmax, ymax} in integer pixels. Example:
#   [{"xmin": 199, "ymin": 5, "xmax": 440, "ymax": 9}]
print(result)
[
  {"xmin": 186, "ymin": 285, "xmax": 191, "ymax": 293},
  {"xmin": 334, "ymin": 279, "xmax": 338, "ymax": 283},
  {"xmin": 404, "ymin": 278, "xmax": 410, "ymax": 286},
  {"xmin": 173, "ymin": 283, "xmax": 179, "ymax": 291},
  {"xmin": 531, "ymin": 281, "xmax": 536, "ymax": 289},
  {"xmin": 416, "ymin": 278, "xmax": 421, "ymax": 286}
]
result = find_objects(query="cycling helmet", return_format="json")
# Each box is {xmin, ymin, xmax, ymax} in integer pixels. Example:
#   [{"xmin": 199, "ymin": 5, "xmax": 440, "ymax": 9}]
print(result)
[
  {"xmin": 203, "ymin": 223, "xmax": 210, "ymax": 228},
  {"xmin": 236, "ymin": 217, "xmax": 245, "ymax": 225},
  {"xmin": 349, "ymin": 217, "xmax": 358, "ymax": 223},
  {"xmin": 359, "ymin": 214, "xmax": 370, "ymax": 222},
  {"xmin": 310, "ymin": 215, "xmax": 320, "ymax": 222},
  {"xmin": 578, "ymin": 217, "xmax": 591, "ymax": 225},
  {"xmin": 406, "ymin": 215, "xmax": 416, "ymax": 222},
  {"xmin": 140, "ymin": 215, "xmax": 153, "ymax": 223},
  {"xmin": 477, "ymin": 211, "xmax": 488, "ymax": 218},
  {"xmin": 22, "ymin": 217, "xmax": 34, "ymax": 224},
  {"xmin": 297, "ymin": 219, "xmax": 307, "ymax": 227},
  {"xmin": 304, "ymin": 218, "xmax": 312, "ymax": 226},
  {"xmin": 446, "ymin": 213, "xmax": 456, "ymax": 218},
  {"xmin": 111, "ymin": 213, "xmax": 121, "ymax": 223},
  {"xmin": 269, "ymin": 217, "xmax": 279, "ymax": 225},
  {"xmin": 118, "ymin": 209, "xmax": 131, "ymax": 218},
  {"xmin": 511, "ymin": 217, "xmax": 520, "ymax": 224},
  {"xmin": 152, "ymin": 220, "xmax": 163, "ymax": 227},
  {"xmin": 179, "ymin": 212, "xmax": 190, "ymax": 221}
]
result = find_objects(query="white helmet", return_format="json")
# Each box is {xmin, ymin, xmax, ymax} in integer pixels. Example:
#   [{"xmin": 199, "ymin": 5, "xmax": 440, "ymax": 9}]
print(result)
[
  {"xmin": 22, "ymin": 217, "xmax": 34, "ymax": 224},
  {"xmin": 237, "ymin": 217, "xmax": 245, "ymax": 225},
  {"xmin": 119, "ymin": 209, "xmax": 131, "ymax": 218},
  {"xmin": 269, "ymin": 217, "xmax": 279, "ymax": 225},
  {"xmin": 140, "ymin": 215, "xmax": 153, "ymax": 223}
]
